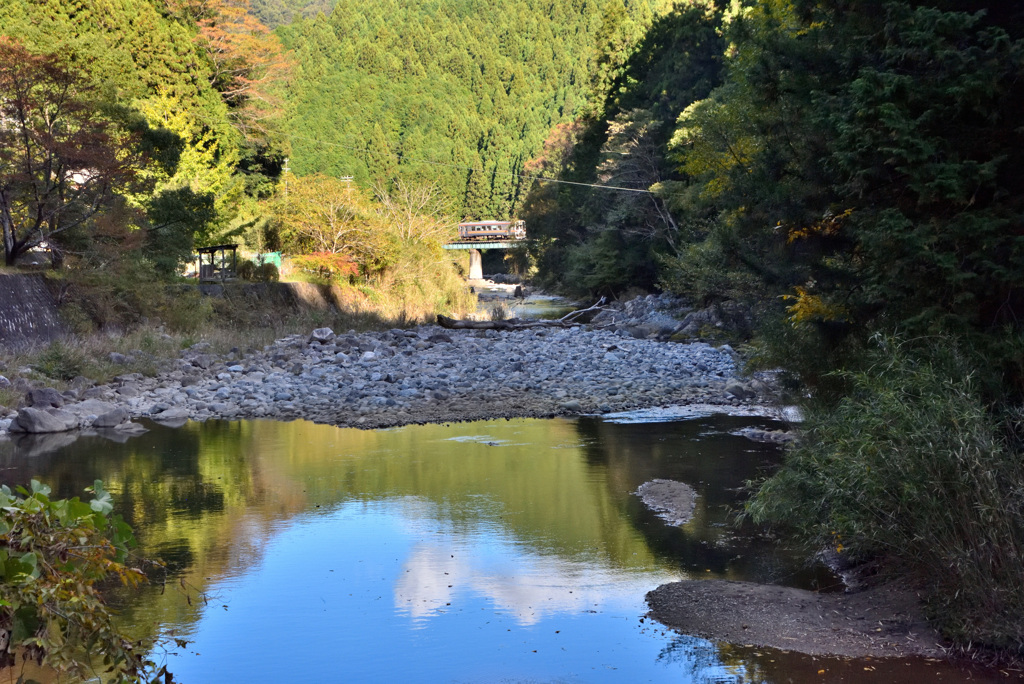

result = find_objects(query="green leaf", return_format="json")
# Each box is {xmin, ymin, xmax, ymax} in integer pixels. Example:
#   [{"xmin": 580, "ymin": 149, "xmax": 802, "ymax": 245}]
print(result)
[
  {"xmin": 11, "ymin": 606, "xmax": 40, "ymax": 642},
  {"xmin": 89, "ymin": 480, "xmax": 114, "ymax": 516},
  {"xmin": 29, "ymin": 479, "xmax": 51, "ymax": 497}
]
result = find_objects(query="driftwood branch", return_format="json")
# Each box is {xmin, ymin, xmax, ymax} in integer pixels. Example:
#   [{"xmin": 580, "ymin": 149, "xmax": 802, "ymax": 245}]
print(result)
[{"xmin": 437, "ymin": 297, "xmax": 609, "ymax": 330}]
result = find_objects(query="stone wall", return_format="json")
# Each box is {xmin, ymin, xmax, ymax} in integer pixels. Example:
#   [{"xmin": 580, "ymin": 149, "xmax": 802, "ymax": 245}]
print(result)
[{"xmin": 0, "ymin": 274, "xmax": 65, "ymax": 348}]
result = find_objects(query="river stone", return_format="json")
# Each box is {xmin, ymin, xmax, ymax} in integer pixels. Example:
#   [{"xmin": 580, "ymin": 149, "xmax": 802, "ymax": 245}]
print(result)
[
  {"xmin": 117, "ymin": 385, "xmax": 141, "ymax": 398},
  {"xmin": 9, "ymin": 406, "xmax": 77, "ymax": 433},
  {"xmin": 157, "ymin": 407, "xmax": 189, "ymax": 420},
  {"xmin": 191, "ymin": 354, "xmax": 216, "ymax": 369},
  {"xmin": 309, "ymin": 327, "xmax": 336, "ymax": 344},
  {"xmin": 69, "ymin": 398, "xmax": 113, "ymax": 415},
  {"xmin": 27, "ymin": 387, "xmax": 65, "ymax": 408},
  {"xmin": 93, "ymin": 407, "xmax": 130, "ymax": 428},
  {"xmin": 114, "ymin": 421, "xmax": 148, "ymax": 433},
  {"xmin": 724, "ymin": 379, "xmax": 753, "ymax": 399},
  {"xmin": 636, "ymin": 479, "xmax": 698, "ymax": 526}
]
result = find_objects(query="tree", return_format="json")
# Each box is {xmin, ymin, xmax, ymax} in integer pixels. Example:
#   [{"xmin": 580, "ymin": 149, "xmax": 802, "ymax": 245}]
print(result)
[
  {"xmin": 171, "ymin": 0, "xmax": 292, "ymax": 142},
  {"xmin": 269, "ymin": 173, "xmax": 382, "ymax": 260},
  {"xmin": 0, "ymin": 39, "xmax": 148, "ymax": 266},
  {"xmin": 593, "ymin": 109, "xmax": 678, "ymax": 251},
  {"xmin": 373, "ymin": 179, "xmax": 453, "ymax": 244}
]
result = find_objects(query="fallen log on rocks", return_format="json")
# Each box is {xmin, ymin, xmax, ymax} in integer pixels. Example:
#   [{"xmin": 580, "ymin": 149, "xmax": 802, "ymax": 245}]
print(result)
[{"xmin": 438, "ymin": 298, "xmax": 608, "ymax": 330}]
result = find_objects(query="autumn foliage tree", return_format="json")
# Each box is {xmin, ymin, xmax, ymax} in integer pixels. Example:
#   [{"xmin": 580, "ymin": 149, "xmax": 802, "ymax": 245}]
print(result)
[
  {"xmin": 269, "ymin": 174, "xmax": 458, "ymax": 279},
  {"xmin": 0, "ymin": 39, "xmax": 149, "ymax": 267},
  {"xmin": 171, "ymin": 0, "xmax": 291, "ymax": 141}
]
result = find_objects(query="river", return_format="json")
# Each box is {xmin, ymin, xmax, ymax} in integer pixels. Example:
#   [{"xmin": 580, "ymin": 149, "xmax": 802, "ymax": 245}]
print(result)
[{"xmin": 0, "ymin": 414, "xmax": 1002, "ymax": 682}]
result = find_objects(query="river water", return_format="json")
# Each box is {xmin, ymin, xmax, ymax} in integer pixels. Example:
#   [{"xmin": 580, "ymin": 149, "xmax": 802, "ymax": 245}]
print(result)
[{"xmin": 0, "ymin": 414, "xmax": 1002, "ymax": 683}]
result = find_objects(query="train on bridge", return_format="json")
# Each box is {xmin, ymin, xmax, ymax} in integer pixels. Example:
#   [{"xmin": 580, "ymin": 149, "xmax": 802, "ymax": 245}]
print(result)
[{"xmin": 457, "ymin": 220, "xmax": 526, "ymax": 241}]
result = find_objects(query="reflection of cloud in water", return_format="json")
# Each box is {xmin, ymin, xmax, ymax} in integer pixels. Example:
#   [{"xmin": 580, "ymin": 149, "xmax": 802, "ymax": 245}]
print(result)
[{"xmin": 394, "ymin": 534, "xmax": 672, "ymax": 627}]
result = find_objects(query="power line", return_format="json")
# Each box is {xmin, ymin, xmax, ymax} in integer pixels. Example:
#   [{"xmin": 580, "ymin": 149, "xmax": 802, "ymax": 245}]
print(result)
[{"xmin": 288, "ymin": 133, "xmax": 661, "ymax": 195}]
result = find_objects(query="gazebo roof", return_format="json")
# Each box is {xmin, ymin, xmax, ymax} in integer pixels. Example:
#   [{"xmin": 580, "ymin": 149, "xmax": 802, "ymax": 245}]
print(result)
[{"xmin": 196, "ymin": 244, "xmax": 238, "ymax": 254}]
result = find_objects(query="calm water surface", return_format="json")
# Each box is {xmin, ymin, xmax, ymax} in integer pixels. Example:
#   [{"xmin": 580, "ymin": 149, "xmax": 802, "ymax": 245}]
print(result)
[{"xmin": 0, "ymin": 415, "xmax": 1001, "ymax": 683}]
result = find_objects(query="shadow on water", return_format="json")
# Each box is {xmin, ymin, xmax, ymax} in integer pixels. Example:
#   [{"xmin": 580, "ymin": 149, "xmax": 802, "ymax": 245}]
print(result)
[{"xmin": 0, "ymin": 416, "xmax": 1006, "ymax": 683}]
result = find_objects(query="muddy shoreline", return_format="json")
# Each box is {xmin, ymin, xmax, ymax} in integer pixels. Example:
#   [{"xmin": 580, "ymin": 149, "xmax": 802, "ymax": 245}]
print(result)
[
  {"xmin": 646, "ymin": 578, "xmax": 948, "ymax": 659},
  {"xmin": 633, "ymin": 477, "xmax": 961, "ymax": 662}
]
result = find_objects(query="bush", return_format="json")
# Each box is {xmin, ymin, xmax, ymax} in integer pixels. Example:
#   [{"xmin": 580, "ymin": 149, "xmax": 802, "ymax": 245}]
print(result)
[
  {"xmin": 34, "ymin": 340, "xmax": 86, "ymax": 381},
  {"xmin": 291, "ymin": 252, "xmax": 359, "ymax": 282},
  {"xmin": 0, "ymin": 480, "xmax": 179, "ymax": 682},
  {"xmin": 227, "ymin": 259, "xmax": 277, "ymax": 283},
  {"xmin": 253, "ymin": 262, "xmax": 279, "ymax": 282},
  {"xmin": 157, "ymin": 288, "xmax": 214, "ymax": 333},
  {"xmin": 236, "ymin": 258, "xmax": 256, "ymax": 280},
  {"xmin": 745, "ymin": 336, "xmax": 1024, "ymax": 655}
]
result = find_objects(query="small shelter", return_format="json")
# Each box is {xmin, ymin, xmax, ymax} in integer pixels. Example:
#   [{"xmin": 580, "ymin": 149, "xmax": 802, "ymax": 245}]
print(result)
[{"xmin": 196, "ymin": 244, "xmax": 238, "ymax": 282}]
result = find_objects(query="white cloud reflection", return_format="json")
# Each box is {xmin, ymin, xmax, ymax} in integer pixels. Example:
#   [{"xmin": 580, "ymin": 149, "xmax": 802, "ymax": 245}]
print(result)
[{"xmin": 394, "ymin": 534, "xmax": 674, "ymax": 627}]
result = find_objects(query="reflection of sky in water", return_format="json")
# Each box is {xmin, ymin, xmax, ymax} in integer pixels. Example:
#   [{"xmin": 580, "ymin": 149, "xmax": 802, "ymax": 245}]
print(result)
[
  {"xmin": 163, "ymin": 499, "xmax": 733, "ymax": 683},
  {"xmin": 8, "ymin": 415, "xmax": 991, "ymax": 683}
]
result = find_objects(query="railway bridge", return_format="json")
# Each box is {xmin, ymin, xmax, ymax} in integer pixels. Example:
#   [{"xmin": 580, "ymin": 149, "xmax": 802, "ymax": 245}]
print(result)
[{"xmin": 442, "ymin": 221, "xmax": 526, "ymax": 280}]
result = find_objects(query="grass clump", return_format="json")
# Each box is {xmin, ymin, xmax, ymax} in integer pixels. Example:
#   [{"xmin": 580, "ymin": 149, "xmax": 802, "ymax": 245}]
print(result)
[{"xmin": 745, "ymin": 336, "xmax": 1024, "ymax": 657}]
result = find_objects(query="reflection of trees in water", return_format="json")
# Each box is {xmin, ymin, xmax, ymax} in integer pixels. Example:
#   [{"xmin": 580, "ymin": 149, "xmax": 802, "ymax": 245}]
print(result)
[
  {"xmin": 656, "ymin": 634, "xmax": 759, "ymax": 683},
  {"xmin": 573, "ymin": 416, "xmax": 829, "ymax": 587},
  {"xmin": 1, "ymin": 420, "xmax": 303, "ymax": 639}
]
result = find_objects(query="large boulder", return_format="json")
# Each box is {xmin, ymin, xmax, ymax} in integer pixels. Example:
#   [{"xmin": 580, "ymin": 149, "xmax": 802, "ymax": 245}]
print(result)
[
  {"xmin": 26, "ymin": 387, "xmax": 64, "ymax": 408},
  {"xmin": 9, "ymin": 406, "xmax": 79, "ymax": 433},
  {"xmin": 92, "ymin": 407, "xmax": 130, "ymax": 428}
]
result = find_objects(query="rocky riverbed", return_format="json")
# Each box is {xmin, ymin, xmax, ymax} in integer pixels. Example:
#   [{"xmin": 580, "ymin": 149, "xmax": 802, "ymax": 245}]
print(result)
[{"xmin": 0, "ymin": 322, "xmax": 771, "ymax": 436}]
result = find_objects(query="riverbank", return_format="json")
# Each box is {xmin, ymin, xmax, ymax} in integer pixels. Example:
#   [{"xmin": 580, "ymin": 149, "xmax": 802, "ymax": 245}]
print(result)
[
  {"xmin": 634, "ymin": 476, "xmax": 958, "ymax": 663},
  {"xmin": 646, "ymin": 578, "xmax": 949, "ymax": 659},
  {"xmin": 0, "ymin": 323, "xmax": 767, "ymax": 435}
]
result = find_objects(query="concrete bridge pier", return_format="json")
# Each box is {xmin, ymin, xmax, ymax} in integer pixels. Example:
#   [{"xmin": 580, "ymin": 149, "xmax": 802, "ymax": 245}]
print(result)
[
  {"xmin": 442, "ymin": 239, "xmax": 523, "ymax": 281},
  {"xmin": 468, "ymin": 249, "xmax": 483, "ymax": 280}
]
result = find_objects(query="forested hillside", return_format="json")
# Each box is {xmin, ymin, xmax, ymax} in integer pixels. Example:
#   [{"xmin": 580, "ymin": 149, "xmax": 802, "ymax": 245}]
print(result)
[
  {"xmin": 277, "ymin": 0, "xmax": 669, "ymax": 219},
  {"xmin": 522, "ymin": 2, "xmax": 725, "ymax": 292},
  {"xmin": 0, "ymin": 0, "xmax": 288, "ymax": 272},
  {"xmin": 250, "ymin": 0, "xmax": 334, "ymax": 27}
]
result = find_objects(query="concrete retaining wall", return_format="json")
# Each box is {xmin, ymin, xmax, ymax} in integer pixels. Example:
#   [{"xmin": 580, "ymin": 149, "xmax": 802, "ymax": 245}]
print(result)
[{"xmin": 0, "ymin": 274, "xmax": 65, "ymax": 348}]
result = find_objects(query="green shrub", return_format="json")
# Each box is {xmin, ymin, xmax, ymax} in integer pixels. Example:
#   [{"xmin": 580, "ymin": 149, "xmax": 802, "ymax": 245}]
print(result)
[
  {"xmin": 253, "ymin": 262, "xmax": 279, "ymax": 282},
  {"xmin": 236, "ymin": 259, "xmax": 256, "ymax": 280},
  {"xmin": 158, "ymin": 289, "xmax": 214, "ymax": 333},
  {"xmin": 0, "ymin": 480, "xmax": 179, "ymax": 682},
  {"xmin": 746, "ymin": 336, "xmax": 1024, "ymax": 654},
  {"xmin": 34, "ymin": 340, "xmax": 86, "ymax": 381}
]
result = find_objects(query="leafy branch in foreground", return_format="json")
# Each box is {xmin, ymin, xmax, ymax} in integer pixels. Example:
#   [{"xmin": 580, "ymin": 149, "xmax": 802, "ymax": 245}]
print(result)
[{"xmin": 0, "ymin": 480, "xmax": 179, "ymax": 683}]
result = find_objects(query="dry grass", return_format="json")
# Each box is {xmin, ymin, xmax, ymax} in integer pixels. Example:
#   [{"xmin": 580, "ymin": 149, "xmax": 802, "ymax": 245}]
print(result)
[{"xmin": 0, "ymin": 272, "xmax": 476, "ymax": 410}]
